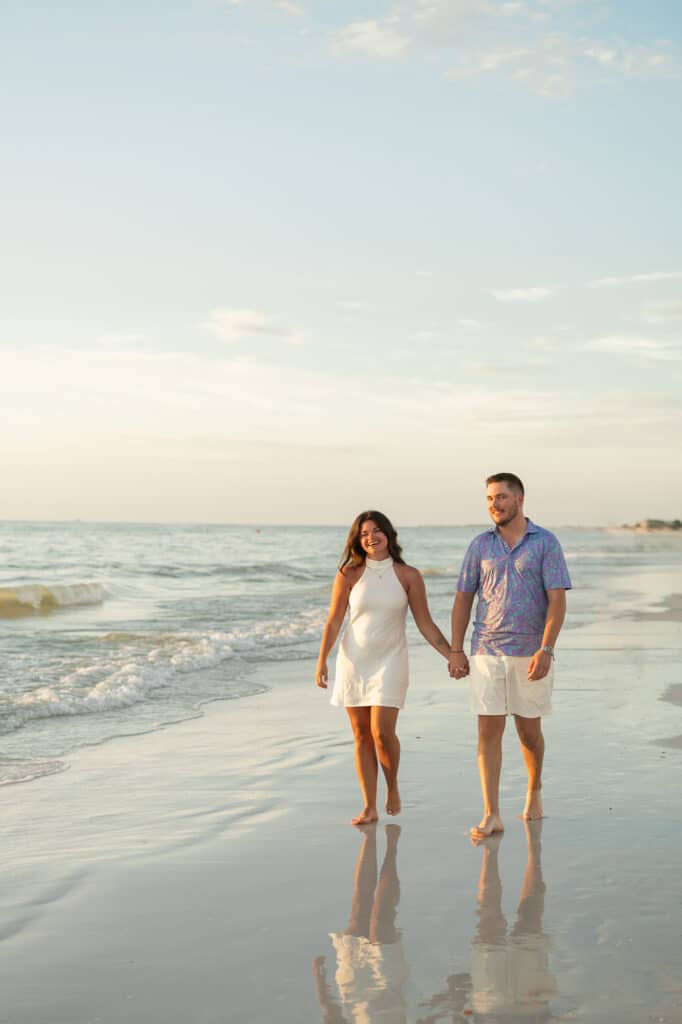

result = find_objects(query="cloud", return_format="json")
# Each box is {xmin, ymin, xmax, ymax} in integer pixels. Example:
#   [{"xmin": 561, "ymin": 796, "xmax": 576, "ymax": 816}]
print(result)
[
  {"xmin": 4, "ymin": 340, "xmax": 679, "ymax": 474},
  {"xmin": 275, "ymin": 1, "xmax": 303, "ymax": 14},
  {"xmin": 588, "ymin": 271, "xmax": 682, "ymax": 289},
  {"xmin": 525, "ymin": 335, "xmax": 560, "ymax": 350},
  {"xmin": 202, "ymin": 308, "xmax": 303, "ymax": 344},
  {"xmin": 0, "ymin": 346, "xmax": 335, "ymax": 439},
  {"xmin": 490, "ymin": 286, "xmax": 552, "ymax": 301},
  {"xmin": 445, "ymin": 45, "xmax": 531, "ymax": 76},
  {"xmin": 464, "ymin": 357, "xmax": 551, "ymax": 374},
  {"xmin": 442, "ymin": 31, "xmax": 679, "ymax": 95},
  {"xmin": 444, "ymin": 34, "xmax": 574, "ymax": 94},
  {"xmin": 584, "ymin": 42, "xmax": 676, "ymax": 79},
  {"xmin": 582, "ymin": 335, "xmax": 682, "ymax": 362},
  {"xmin": 642, "ymin": 301, "xmax": 682, "ymax": 324},
  {"xmin": 410, "ymin": 330, "xmax": 441, "ymax": 341},
  {"xmin": 409, "ymin": 0, "xmax": 501, "ymax": 24},
  {"xmin": 234, "ymin": 1, "xmax": 680, "ymax": 95},
  {"xmin": 331, "ymin": 20, "xmax": 410, "ymax": 59},
  {"xmin": 96, "ymin": 332, "xmax": 145, "ymax": 347}
]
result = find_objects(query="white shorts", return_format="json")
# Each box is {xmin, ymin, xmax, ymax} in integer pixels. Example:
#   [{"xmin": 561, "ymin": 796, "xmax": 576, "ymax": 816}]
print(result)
[{"xmin": 468, "ymin": 655, "xmax": 553, "ymax": 718}]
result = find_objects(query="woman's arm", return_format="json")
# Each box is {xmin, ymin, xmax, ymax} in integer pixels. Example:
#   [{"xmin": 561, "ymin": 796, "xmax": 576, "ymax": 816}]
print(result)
[
  {"xmin": 315, "ymin": 571, "xmax": 353, "ymax": 688},
  {"xmin": 403, "ymin": 567, "xmax": 451, "ymax": 660}
]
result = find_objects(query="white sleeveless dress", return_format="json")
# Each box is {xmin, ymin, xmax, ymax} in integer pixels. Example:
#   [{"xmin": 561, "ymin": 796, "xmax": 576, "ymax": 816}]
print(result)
[{"xmin": 331, "ymin": 557, "xmax": 409, "ymax": 709}]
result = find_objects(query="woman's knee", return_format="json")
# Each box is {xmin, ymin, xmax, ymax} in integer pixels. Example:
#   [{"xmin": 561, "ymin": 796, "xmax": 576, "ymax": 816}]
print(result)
[
  {"xmin": 371, "ymin": 726, "xmax": 397, "ymax": 751},
  {"xmin": 351, "ymin": 722, "xmax": 374, "ymax": 747}
]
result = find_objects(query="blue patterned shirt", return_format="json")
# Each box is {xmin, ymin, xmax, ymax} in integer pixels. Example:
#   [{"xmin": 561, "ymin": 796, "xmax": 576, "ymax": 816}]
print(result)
[{"xmin": 456, "ymin": 520, "xmax": 572, "ymax": 656}]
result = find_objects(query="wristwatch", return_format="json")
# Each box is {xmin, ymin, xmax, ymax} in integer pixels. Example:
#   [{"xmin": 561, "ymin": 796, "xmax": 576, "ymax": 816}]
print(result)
[{"xmin": 541, "ymin": 645, "xmax": 555, "ymax": 658}]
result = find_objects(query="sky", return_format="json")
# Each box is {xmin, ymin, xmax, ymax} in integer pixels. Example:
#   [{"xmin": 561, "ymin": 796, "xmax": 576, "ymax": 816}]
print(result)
[{"xmin": 1, "ymin": 0, "xmax": 681, "ymax": 526}]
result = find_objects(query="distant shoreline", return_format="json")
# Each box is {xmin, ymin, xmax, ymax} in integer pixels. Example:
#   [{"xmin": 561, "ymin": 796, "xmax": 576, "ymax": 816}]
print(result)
[{"xmin": 616, "ymin": 518, "xmax": 681, "ymax": 532}]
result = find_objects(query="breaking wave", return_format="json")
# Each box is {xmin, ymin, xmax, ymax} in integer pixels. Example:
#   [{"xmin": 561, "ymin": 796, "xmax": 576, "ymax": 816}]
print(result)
[{"xmin": 0, "ymin": 583, "xmax": 106, "ymax": 618}]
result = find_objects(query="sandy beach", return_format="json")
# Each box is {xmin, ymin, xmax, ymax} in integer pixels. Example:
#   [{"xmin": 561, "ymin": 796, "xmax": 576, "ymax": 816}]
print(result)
[{"xmin": 2, "ymin": 570, "xmax": 682, "ymax": 1023}]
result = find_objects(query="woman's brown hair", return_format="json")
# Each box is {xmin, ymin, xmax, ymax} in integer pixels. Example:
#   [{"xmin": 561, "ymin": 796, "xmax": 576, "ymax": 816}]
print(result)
[{"xmin": 339, "ymin": 511, "xmax": 404, "ymax": 573}]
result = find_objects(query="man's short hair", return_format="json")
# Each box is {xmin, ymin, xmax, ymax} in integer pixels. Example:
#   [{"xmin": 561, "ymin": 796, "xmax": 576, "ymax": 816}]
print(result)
[{"xmin": 486, "ymin": 472, "xmax": 525, "ymax": 497}]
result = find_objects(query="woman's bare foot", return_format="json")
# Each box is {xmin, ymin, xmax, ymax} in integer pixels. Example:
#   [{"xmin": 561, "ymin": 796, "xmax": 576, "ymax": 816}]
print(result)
[
  {"xmin": 470, "ymin": 830, "xmax": 504, "ymax": 850},
  {"xmin": 385, "ymin": 786, "xmax": 401, "ymax": 816},
  {"xmin": 351, "ymin": 807, "xmax": 379, "ymax": 826},
  {"xmin": 470, "ymin": 812, "xmax": 504, "ymax": 839},
  {"xmin": 522, "ymin": 790, "xmax": 544, "ymax": 820}
]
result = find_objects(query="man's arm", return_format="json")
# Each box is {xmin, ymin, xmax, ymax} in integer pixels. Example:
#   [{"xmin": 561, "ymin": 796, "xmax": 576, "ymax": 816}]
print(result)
[
  {"xmin": 528, "ymin": 588, "xmax": 567, "ymax": 681},
  {"xmin": 449, "ymin": 591, "xmax": 475, "ymax": 678}
]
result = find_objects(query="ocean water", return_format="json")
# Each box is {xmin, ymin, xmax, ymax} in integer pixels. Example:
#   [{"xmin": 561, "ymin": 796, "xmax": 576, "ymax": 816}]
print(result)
[{"xmin": 1, "ymin": 520, "xmax": 679, "ymax": 787}]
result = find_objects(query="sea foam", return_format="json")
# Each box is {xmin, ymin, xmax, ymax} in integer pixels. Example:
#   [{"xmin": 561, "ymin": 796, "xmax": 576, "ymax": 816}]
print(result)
[{"xmin": 1, "ymin": 607, "xmax": 325, "ymax": 735}]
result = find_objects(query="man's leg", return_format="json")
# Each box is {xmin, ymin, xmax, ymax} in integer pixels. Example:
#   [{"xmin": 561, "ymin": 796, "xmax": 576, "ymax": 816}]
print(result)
[
  {"xmin": 513, "ymin": 715, "xmax": 545, "ymax": 820},
  {"xmin": 472, "ymin": 715, "xmax": 506, "ymax": 837},
  {"xmin": 514, "ymin": 819, "xmax": 546, "ymax": 934},
  {"xmin": 472, "ymin": 832, "xmax": 507, "ymax": 945}
]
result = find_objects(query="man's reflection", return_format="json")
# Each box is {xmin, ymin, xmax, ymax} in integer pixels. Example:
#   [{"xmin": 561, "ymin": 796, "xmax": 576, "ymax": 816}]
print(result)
[
  {"xmin": 419, "ymin": 821, "xmax": 557, "ymax": 1023},
  {"xmin": 313, "ymin": 823, "xmax": 407, "ymax": 1023},
  {"xmin": 471, "ymin": 820, "xmax": 557, "ymax": 1022}
]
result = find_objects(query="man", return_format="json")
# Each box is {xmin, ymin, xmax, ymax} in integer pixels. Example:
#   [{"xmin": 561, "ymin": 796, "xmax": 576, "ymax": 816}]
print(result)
[{"xmin": 449, "ymin": 473, "xmax": 571, "ymax": 838}]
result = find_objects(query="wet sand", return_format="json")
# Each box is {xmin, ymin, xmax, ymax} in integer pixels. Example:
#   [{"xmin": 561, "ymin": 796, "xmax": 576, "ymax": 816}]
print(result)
[
  {"xmin": 1, "ymin": 575, "xmax": 682, "ymax": 1023},
  {"xmin": 627, "ymin": 591, "xmax": 682, "ymax": 622}
]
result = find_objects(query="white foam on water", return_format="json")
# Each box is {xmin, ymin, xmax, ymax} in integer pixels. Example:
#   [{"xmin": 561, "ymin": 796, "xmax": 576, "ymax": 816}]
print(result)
[
  {"xmin": 0, "ymin": 756, "xmax": 68, "ymax": 786},
  {"xmin": 1, "ymin": 607, "xmax": 326, "ymax": 734}
]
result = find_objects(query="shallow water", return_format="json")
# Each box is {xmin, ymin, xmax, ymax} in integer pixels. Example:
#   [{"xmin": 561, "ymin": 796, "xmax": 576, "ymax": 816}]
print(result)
[
  {"xmin": 0, "ymin": 590, "xmax": 680, "ymax": 1023},
  {"xmin": 0, "ymin": 520, "xmax": 680, "ymax": 790},
  {"xmin": 1, "ymin": 524, "xmax": 675, "ymax": 778}
]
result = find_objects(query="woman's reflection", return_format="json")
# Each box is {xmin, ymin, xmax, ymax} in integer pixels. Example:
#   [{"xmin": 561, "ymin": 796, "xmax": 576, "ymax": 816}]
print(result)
[{"xmin": 313, "ymin": 823, "xmax": 408, "ymax": 1023}]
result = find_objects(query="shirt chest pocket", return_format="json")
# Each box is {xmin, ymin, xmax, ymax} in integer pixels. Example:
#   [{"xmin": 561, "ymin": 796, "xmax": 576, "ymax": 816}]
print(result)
[{"xmin": 513, "ymin": 553, "xmax": 539, "ymax": 578}]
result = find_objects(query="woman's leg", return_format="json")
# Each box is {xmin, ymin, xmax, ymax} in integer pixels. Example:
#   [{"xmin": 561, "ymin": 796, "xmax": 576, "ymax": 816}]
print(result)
[
  {"xmin": 345, "ymin": 824, "xmax": 378, "ymax": 937},
  {"xmin": 347, "ymin": 707, "xmax": 379, "ymax": 825},
  {"xmin": 369, "ymin": 824, "xmax": 401, "ymax": 944},
  {"xmin": 370, "ymin": 706, "xmax": 401, "ymax": 816}
]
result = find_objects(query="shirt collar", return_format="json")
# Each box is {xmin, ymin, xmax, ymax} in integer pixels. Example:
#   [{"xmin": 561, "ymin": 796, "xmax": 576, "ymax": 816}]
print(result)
[{"xmin": 487, "ymin": 517, "xmax": 537, "ymax": 536}]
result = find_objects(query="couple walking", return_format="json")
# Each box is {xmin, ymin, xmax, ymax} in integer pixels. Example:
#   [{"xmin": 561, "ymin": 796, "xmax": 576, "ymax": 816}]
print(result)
[{"xmin": 315, "ymin": 473, "xmax": 572, "ymax": 836}]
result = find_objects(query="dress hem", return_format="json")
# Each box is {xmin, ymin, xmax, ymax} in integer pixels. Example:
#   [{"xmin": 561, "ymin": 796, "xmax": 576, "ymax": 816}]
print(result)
[{"xmin": 330, "ymin": 699, "xmax": 405, "ymax": 709}]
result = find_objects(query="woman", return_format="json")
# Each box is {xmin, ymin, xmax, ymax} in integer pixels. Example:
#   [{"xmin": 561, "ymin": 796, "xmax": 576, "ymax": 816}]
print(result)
[{"xmin": 315, "ymin": 511, "xmax": 450, "ymax": 825}]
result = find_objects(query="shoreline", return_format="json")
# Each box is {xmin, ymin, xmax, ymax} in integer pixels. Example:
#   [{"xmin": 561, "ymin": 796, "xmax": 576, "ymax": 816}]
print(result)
[{"xmin": 1, "ymin": 580, "xmax": 682, "ymax": 1021}]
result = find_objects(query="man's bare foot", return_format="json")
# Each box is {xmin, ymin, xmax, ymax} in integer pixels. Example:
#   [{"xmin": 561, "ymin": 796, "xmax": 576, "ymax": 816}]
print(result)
[
  {"xmin": 351, "ymin": 807, "xmax": 379, "ymax": 826},
  {"xmin": 470, "ymin": 812, "xmax": 504, "ymax": 839},
  {"xmin": 522, "ymin": 790, "xmax": 544, "ymax": 820},
  {"xmin": 386, "ymin": 787, "xmax": 401, "ymax": 816},
  {"xmin": 523, "ymin": 817, "xmax": 543, "ymax": 841}
]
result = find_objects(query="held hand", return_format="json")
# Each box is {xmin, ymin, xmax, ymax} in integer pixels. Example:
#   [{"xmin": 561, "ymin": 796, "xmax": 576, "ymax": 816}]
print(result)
[
  {"xmin": 315, "ymin": 662, "xmax": 328, "ymax": 688},
  {"xmin": 528, "ymin": 649, "xmax": 552, "ymax": 681},
  {"xmin": 448, "ymin": 651, "xmax": 470, "ymax": 679}
]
